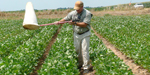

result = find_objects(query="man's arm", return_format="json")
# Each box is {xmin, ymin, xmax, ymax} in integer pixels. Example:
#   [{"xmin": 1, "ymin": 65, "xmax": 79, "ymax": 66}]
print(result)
[
  {"xmin": 69, "ymin": 22, "xmax": 88, "ymax": 27},
  {"xmin": 56, "ymin": 19, "xmax": 88, "ymax": 27},
  {"xmin": 54, "ymin": 19, "xmax": 66, "ymax": 25},
  {"xmin": 59, "ymin": 19, "xmax": 66, "ymax": 22},
  {"xmin": 70, "ymin": 13, "xmax": 92, "ymax": 27}
]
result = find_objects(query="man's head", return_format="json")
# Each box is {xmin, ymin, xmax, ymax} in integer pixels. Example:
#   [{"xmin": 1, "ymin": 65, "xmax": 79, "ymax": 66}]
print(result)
[{"xmin": 74, "ymin": 1, "xmax": 84, "ymax": 13}]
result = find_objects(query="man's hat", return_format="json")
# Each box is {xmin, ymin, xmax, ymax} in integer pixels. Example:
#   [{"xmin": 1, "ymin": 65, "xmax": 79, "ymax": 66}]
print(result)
[{"xmin": 74, "ymin": 1, "xmax": 83, "ymax": 10}]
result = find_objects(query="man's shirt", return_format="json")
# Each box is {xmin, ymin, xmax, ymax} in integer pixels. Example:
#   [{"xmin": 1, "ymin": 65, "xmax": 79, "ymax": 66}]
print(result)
[{"xmin": 64, "ymin": 8, "xmax": 92, "ymax": 34}]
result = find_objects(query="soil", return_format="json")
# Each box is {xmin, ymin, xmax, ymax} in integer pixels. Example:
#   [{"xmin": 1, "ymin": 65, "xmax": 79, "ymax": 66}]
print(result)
[
  {"xmin": 1, "ymin": 8, "xmax": 150, "ymax": 20},
  {"xmin": 91, "ymin": 27, "xmax": 150, "ymax": 75},
  {"xmin": 91, "ymin": 8, "xmax": 150, "ymax": 16},
  {"xmin": 33, "ymin": 8, "xmax": 150, "ymax": 19},
  {"xmin": 79, "ymin": 68, "xmax": 96, "ymax": 75}
]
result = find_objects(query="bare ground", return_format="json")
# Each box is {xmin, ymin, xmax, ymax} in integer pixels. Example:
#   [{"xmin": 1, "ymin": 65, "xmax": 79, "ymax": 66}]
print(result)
[
  {"xmin": 1, "ymin": 8, "xmax": 150, "ymax": 20},
  {"xmin": 91, "ymin": 27, "xmax": 150, "ymax": 75},
  {"xmin": 35, "ymin": 8, "xmax": 150, "ymax": 19},
  {"xmin": 36, "ymin": 8, "xmax": 150, "ymax": 18},
  {"xmin": 91, "ymin": 8, "xmax": 150, "ymax": 16}
]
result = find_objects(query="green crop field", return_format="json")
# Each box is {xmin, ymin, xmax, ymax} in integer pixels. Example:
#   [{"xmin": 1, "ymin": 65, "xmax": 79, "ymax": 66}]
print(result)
[
  {"xmin": 0, "ymin": 17, "xmax": 135, "ymax": 75},
  {"xmin": 1, "ymin": 14, "xmax": 150, "ymax": 75},
  {"xmin": 91, "ymin": 15, "xmax": 150, "ymax": 72},
  {"xmin": 0, "ymin": 19, "xmax": 60, "ymax": 74},
  {"xmin": 37, "ymin": 24, "xmax": 133, "ymax": 75}
]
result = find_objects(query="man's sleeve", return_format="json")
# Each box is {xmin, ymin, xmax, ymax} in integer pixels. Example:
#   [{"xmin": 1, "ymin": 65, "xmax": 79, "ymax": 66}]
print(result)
[
  {"xmin": 64, "ymin": 12, "xmax": 73, "ymax": 21},
  {"xmin": 83, "ymin": 13, "xmax": 92, "ymax": 25}
]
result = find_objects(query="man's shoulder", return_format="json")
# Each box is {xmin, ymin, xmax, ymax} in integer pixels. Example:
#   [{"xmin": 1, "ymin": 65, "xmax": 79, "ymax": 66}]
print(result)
[
  {"xmin": 69, "ymin": 10, "xmax": 76, "ymax": 15},
  {"xmin": 83, "ymin": 9, "xmax": 92, "ymax": 16}
]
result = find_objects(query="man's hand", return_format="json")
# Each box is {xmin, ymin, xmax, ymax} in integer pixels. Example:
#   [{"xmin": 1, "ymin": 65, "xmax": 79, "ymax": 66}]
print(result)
[
  {"xmin": 54, "ymin": 21, "xmax": 60, "ymax": 25},
  {"xmin": 69, "ymin": 21, "xmax": 75, "ymax": 25}
]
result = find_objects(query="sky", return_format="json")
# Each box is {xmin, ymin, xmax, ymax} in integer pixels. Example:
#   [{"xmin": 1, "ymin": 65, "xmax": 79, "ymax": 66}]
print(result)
[{"xmin": 0, "ymin": 0, "xmax": 150, "ymax": 11}]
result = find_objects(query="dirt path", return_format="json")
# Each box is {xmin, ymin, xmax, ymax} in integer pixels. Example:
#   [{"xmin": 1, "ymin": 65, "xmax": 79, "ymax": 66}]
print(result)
[
  {"xmin": 30, "ymin": 25, "xmax": 63, "ymax": 75},
  {"xmin": 91, "ymin": 27, "xmax": 150, "ymax": 75}
]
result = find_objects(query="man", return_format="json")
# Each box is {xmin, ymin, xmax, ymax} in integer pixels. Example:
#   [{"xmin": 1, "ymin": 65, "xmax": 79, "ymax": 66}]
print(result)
[{"xmin": 55, "ymin": 1, "xmax": 92, "ymax": 74}]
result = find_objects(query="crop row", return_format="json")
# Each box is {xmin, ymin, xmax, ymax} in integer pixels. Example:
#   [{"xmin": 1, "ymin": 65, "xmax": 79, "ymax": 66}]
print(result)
[
  {"xmin": 90, "ymin": 30, "xmax": 133, "ymax": 75},
  {"xmin": 91, "ymin": 15, "xmax": 150, "ymax": 71},
  {"xmin": 0, "ymin": 29, "xmax": 41, "ymax": 58},
  {"xmin": 0, "ymin": 19, "xmax": 60, "ymax": 75},
  {"xmin": 0, "ymin": 19, "xmax": 22, "ymax": 33},
  {"xmin": 0, "ymin": 19, "xmax": 25, "ymax": 41},
  {"xmin": 38, "ymin": 24, "xmax": 80, "ymax": 75},
  {"xmin": 0, "ymin": 19, "xmax": 21, "ymax": 29}
]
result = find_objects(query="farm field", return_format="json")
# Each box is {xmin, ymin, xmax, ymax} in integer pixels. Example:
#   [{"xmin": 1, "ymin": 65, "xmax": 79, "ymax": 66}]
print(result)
[
  {"xmin": 1, "ymin": 1, "xmax": 150, "ymax": 74},
  {"xmin": 0, "ymin": 18, "xmax": 134, "ymax": 75},
  {"xmin": 38, "ymin": 24, "xmax": 133, "ymax": 75},
  {"xmin": 0, "ymin": 18, "xmax": 60, "ymax": 74},
  {"xmin": 91, "ymin": 15, "xmax": 150, "ymax": 72}
]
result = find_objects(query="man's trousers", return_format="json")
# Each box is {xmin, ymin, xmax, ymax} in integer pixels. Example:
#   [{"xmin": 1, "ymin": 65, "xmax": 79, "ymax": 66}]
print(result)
[{"xmin": 74, "ymin": 31, "xmax": 91, "ymax": 70}]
